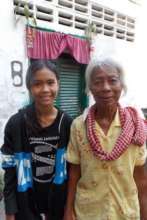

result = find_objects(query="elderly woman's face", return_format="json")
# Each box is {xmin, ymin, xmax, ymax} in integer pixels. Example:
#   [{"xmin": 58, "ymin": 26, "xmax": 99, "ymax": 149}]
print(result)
[{"xmin": 90, "ymin": 67, "xmax": 123, "ymax": 107}]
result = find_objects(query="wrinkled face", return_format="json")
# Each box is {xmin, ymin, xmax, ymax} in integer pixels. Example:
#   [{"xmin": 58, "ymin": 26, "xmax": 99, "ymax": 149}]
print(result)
[
  {"xmin": 90, "ymin": 67, "xmax": 123, "ymax": 107},
  {"xmin": 30, "ymin": 67, "xmax": 59, "ymax": 107}
]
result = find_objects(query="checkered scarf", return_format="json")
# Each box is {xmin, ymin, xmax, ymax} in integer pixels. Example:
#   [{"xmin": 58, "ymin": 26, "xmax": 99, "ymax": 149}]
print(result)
[{"xmin": 86, "ymin": 104, "xmax": 147, "ymax": 161}]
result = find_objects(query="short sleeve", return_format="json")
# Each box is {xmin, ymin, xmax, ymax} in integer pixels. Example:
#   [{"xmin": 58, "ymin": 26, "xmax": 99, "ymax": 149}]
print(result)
[
  {"xmin": 135, "ymin": 143, "xmax": 147, "ymax": 166},
  {"xmin": 66, "ymin": 120, "xmax": 80, "ymax": 165}
]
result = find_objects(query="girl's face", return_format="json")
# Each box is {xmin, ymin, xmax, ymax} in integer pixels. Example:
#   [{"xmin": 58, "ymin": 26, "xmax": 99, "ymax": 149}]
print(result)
[{"xmin": 30, "ymin": 67, "xmax": 59, "ymax": 108}]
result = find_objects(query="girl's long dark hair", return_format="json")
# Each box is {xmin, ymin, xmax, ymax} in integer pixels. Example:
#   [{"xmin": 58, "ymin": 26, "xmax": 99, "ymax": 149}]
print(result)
[
  {"xmin": 26, "ymin": 59, "xmax": 59, "ymax": 90},
  {"xmin": 24, "ymin": 59, "xmax": 59, "ymax": 136}
]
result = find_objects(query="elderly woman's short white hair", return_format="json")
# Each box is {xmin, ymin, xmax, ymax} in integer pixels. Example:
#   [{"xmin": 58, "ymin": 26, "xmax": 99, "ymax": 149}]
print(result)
[{"xmin": 85, "ymin": 57, "xmax": 127, "ymax": 94}]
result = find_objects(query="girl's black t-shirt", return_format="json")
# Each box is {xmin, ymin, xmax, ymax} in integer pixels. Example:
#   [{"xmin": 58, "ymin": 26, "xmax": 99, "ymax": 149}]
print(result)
[{"xmin": 28, "ymin": 110, "xmax": 72, "ymax": 213}]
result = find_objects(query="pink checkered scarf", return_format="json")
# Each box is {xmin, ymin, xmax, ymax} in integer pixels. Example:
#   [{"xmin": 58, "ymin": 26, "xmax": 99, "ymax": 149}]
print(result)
[{"xmin": 86, "ymin": 104, "xmax": 147, "ymax": 161}]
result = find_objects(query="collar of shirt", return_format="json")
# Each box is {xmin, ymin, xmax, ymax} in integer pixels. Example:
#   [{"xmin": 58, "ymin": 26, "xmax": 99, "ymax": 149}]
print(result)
[{"xmin": 82, "ymin": 107, "xmax": 121, "ymax": 128}]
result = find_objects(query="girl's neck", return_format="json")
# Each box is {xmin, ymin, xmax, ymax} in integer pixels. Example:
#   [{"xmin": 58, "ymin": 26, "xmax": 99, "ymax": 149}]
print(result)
[
  {"xmin": 35, "ymin": 104, "xmax": 56, "ymax": 116},
  {"xmin": 35, "ymin": 104, "xmax": 58, "ymax": 128}
]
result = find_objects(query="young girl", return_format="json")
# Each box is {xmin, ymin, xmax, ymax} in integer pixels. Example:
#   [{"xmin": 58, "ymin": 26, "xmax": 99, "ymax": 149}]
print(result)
[{"xmin": 1, "ymin": 60, "xmax": 72, "ymax": 220}]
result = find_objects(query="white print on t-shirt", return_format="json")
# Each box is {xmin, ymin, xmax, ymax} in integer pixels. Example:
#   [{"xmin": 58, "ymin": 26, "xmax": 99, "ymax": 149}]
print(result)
[
  {"xmin": 29, "ymin": 141, "xmax": 58, "ymax": 149},
  {"xmin": 30, "ymin": 135, "xmax": 60, "ymax": 183},
  {"xmin": 36, "ymin": 166, "xmax": 54, "ymax": 176},
  {"xmin": 32, "ymin": 153, "xmax": 55, "ymax": 165},
  {"xmin": 34, "ymin": 144, "xmax": 57, "ymax": 154},
  {"xmin": 29, "ymin": 136, "xmax": 59, "ymax": 141}
]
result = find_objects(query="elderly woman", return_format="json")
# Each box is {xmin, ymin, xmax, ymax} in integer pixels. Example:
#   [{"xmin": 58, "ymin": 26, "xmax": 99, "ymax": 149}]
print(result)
[{"xmin": 64, "ymin": 58, "xmax": 147, "ymax": 220}]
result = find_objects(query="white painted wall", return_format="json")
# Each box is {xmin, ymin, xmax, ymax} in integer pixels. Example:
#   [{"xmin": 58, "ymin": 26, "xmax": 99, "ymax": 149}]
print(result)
[
  {"xmin": 0, "ymin": 0, "xmax": 146, "ymax": 146},
  {"xmin": 93, "ymin": 0, "xmax": 139, "ymax": 16},
  {"xmin": 133, "ymin": 1, "xmax": 147, "ymax": 108},
  {"xmin": 0, "ymin": 1, "xmax": 29, "ymax": 145},
  {"xmin": 90, "ymin": 1, "xmax": 147, "ymax": 111},
  {"xmin": 89, "ymin": 33, "xmax": 140, "ymax": 107}
]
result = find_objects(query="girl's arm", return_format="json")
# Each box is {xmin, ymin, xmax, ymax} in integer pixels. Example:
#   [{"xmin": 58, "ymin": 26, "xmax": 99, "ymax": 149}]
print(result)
[
  {"xmin": 63, "ymin": 164, "xmax": 81, "ymax": 220},
  {"xmin": 1, "ymin": 117, "xmax": 18, "ymax": 217},
  {"xmin": 6, "ymin": 215, "xmax": 15, "ymax": 220}
]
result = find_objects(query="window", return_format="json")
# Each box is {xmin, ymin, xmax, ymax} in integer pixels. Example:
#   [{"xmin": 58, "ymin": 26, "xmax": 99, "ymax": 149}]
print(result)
[{"xmin": 13, "ymin": 0, "xmax": 136, "ymax": 42}]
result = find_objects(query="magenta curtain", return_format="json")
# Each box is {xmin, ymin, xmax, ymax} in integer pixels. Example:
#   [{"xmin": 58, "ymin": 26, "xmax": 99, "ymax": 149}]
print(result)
[{"xmin": 26, "ymin": 27, "xmax": 90, "ymax": 64}]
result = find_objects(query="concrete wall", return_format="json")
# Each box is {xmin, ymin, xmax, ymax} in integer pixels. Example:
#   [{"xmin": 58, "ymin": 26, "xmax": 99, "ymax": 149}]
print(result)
[
  {"xmin": 0, "ymin": 0, "xmax": 146, "ymax": 145},
  {"xmin": 89, "ymin": 1, "xmax": 147, "ymax": 111},
  {"xmin": 93, "ymin": 0, "xmax": 139, "ymax": 16},
  {"xmin": 0, "ymin": 1, "xmax": 29, "ymax": 145}
]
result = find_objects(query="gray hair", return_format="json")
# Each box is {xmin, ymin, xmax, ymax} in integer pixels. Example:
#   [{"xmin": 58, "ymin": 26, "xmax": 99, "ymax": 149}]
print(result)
[{"xmin": 85, "ymin": 57, "xmax": 127, "ymax": 94}]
